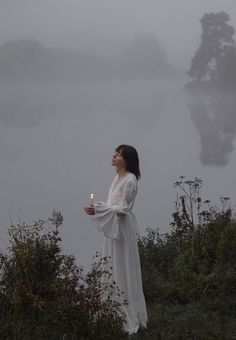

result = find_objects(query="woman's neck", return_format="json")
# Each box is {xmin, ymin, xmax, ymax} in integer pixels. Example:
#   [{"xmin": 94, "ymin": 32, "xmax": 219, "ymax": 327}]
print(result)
[{"xmin": 116, "ymin": 168, "xmax": 128, "ymax": 178}]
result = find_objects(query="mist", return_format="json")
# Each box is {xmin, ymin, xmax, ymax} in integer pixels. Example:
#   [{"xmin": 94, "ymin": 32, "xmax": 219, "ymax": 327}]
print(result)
[{"xmin": 0, "ymin": 0, "xmax": 236, "ymax": 266}]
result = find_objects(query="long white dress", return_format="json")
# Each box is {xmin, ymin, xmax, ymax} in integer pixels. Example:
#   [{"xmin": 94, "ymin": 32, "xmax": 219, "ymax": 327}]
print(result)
[{"xmin": 92, "ymin": 172, "xmax": 147, "ymax": 334}]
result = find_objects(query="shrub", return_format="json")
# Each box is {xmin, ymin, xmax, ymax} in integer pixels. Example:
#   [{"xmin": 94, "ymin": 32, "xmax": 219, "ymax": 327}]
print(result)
[
  {"xmin": 137, "ymin": 177, "xmax": 236, "ymax": 339},
  {"xmin": 0, "ymin": 210, "xmax": 127, "ymax": 340}
]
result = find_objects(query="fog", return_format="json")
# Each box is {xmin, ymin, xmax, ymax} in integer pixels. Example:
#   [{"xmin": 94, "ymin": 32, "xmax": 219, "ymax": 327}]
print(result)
[
  {"xmin": 1, "ymin": 0, "xmax": 236, "ymax": 67},
  {"xmin": 0, "ymin": 0, "xmax": 236, "ymax": 266}
]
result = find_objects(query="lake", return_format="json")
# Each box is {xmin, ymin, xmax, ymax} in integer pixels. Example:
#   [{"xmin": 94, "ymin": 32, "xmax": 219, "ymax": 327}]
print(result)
[{"xmin": 0, "ymin": 77, "xmax": 236, "ymax": 266}]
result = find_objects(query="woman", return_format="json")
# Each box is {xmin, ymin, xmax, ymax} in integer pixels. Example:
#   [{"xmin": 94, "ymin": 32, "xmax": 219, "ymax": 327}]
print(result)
[{"xmin": 84, "ymin": 144, "xmax": 147, "ymax": 334}]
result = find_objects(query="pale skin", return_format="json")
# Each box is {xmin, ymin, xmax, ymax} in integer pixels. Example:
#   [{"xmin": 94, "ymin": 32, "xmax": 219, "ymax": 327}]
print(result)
[{"xmin": 83, "ymin": 150, "xmax": 129, "ymax": 216}]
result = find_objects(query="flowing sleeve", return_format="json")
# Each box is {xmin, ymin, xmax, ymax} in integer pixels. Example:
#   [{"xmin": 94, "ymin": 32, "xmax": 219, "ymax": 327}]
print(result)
[{"xmin": 92, "ymin": 178, "xmax": 137, "ymax": 240}]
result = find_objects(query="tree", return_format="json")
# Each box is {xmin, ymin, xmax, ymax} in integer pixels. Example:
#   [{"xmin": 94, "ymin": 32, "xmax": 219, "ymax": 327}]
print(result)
[
  {"xmin": 188, "ymin": 12, "xmax": 236, "ymax": 83},
  {"xmin": 217, "ymin": 45, "xmax": 236, "ymax": 88}
]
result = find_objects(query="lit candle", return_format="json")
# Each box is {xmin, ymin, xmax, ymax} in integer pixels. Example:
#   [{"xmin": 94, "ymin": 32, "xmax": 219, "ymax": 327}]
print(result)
[{"xmin": 90, "ymin": 193, "xmax": 94, "ymax": 205}]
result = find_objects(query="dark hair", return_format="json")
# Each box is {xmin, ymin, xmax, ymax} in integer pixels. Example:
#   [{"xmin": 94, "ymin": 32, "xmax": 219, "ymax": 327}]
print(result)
[{"xmin": 115, "ymin": 144, "xmax": 141, "ymax": 180}]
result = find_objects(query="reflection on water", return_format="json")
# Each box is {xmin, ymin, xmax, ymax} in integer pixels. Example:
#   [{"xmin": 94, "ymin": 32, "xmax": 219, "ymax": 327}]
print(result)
[
  {"xmin": 0, "ymin": 82, "xmax": 166, "ymax": 129},
  {"xmin": 1, "ymin": 79, "xmax": 236, "ymax": 265},
  {"xmin": 189, "ymin": 93, "xmax": 236, "ymax": 166}
]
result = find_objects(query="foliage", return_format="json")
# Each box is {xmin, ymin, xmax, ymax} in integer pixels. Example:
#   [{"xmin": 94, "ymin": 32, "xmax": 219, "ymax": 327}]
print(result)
[
  {"xmin": 187, "ymin": 12, "xmax": 236, "ymax": 89},
  {"xmin": 0, "ymin": 210, "xmax": 127, "ymax": 340},
  {"xmin": 135, "ymin": 177, "xmax": 236, "ymax": 339},
  {"xmin": 1, "ymin": 178, "xmax": 236, "ymax": 339}
]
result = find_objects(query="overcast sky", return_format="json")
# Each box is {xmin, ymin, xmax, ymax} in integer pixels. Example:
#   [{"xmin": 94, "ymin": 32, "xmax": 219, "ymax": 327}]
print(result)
[{"xmin": 0, "ymin": 0, "xmax": 235, "ymax": 67}]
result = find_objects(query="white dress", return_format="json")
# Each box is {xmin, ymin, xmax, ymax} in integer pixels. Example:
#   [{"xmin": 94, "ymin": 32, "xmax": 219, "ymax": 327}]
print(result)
[{"xmin": 92, "ymin": 172, "xmax": 148, "ymax": 334}]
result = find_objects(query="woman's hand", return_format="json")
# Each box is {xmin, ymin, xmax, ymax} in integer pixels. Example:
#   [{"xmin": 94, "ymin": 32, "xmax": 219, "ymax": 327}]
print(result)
[{"xmin": 84, "ymin": 205, "xmax": 95, "ymax": 215}]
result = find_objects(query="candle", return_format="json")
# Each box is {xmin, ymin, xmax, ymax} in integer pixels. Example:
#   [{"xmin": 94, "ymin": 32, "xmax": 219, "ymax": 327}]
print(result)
[{"xmin": 90, "ymin": 193, "xmax": 94, "ymax": 204}]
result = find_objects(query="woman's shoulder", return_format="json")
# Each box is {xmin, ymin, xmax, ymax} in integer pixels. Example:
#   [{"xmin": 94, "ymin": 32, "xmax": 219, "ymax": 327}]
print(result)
[{"xmin": 126, "ymin": 172, "xmax": 138, "ymax": 185}]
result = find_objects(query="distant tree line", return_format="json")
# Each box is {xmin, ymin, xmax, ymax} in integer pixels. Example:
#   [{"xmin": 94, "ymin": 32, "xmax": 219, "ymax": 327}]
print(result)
[
  {"xmin": 0, "ymin": 35, "xmax": 173, "ymax": 84},
  {"xmin": 187, "ymin": 11, "xmax": 236, "ymax": 91}
]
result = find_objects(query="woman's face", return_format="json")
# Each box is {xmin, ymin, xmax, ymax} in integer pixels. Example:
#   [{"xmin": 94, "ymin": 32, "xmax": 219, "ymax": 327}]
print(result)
[{"xmin": 112, "ymin": 150, "xmax": 126, "ymax": 169}]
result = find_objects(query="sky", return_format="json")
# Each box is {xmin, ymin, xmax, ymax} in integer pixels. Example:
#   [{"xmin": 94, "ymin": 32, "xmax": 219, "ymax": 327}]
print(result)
[
  {"xmin": 0, "ymin": 0, "xmax": 236, "ymax": 67},
  {"xmin": 0, "ymin": 0, "xmax": 236, "ymax": 267}
]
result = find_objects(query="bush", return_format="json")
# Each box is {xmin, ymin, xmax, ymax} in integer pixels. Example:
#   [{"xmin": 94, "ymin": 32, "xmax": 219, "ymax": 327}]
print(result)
[
  {"xmin": 136, "ymin": 177, "xmax": 236, "ymax": 339},
  {"xmin": 0, "ymin": 210, "xmax": 127, "ymax": 340}
]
